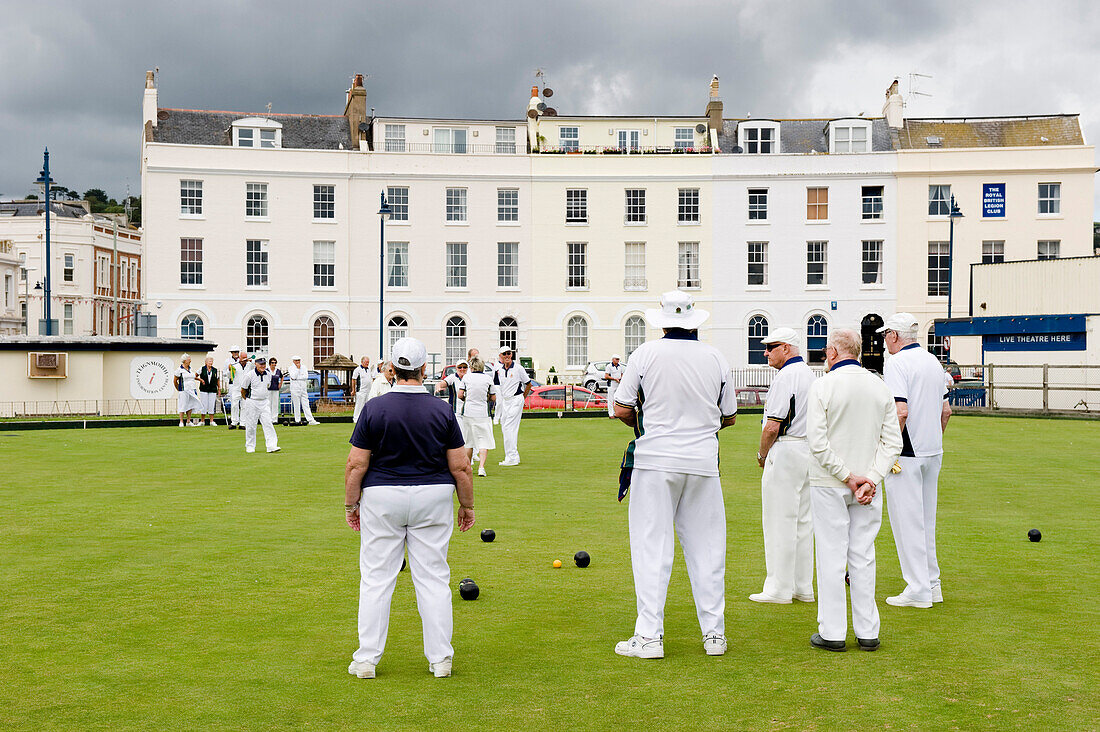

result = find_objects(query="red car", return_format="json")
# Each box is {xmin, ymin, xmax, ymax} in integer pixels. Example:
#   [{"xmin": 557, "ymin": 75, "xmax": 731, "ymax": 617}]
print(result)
[{"xmin": 525, "ymin": 385, "xmax": 607, "ymax": 410}]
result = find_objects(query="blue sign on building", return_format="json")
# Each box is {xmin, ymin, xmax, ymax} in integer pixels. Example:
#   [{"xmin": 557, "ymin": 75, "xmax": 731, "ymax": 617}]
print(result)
[
  {"xmin": 983, "ymin": 183, "xmax": 1006, "ymax": 218},
  {"xmin": 982, "ymin": 332, "xmax": 1086, "ymax": 351}
]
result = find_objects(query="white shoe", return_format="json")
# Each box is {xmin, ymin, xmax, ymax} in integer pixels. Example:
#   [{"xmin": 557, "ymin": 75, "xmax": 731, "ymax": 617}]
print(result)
[
  {"xmin": 477, "ymin": 466, "xmax": 487, "ymax": 477},
  {"xmin": 347, "ymin": 660, "xmax": 376, "ymax": 679},
  {"xmin": 245, "ymin": 449, "xmax": 255, "ymax": 454},
  {"xmin": 178, "ymin": 421, "xmax": 186, "ymax": 427},
  {"xmin": 749, "ymin": 592, "xmax": 792, "ymax": 604},
  {"xmin": 703, "ymin": 633, "xmax": 727, "ymax": 656},
  {"xmin": 886, "ymin": 593, "xmax": 932, "ymax": 608},
  {"xmin": 615, "ymin": 635, "xmax": 664, "ymax": 659},
  {"xmin": 308, "ymin": 420, "xmax": 320, "ymax": 426},
  {"xmin": 793, "ymin": 593, "xmax": 816, "ymax": 603},
  {"xmin": 429, "ymin": 657, "xmax": 452, "ymax": 678},
  {"xmin": 932, "ymin": 587, "xmax": 944, "ymax": 603},
  {"xmin": 472, "ymin": 454, "xmax": 479, "ymax": 463}
]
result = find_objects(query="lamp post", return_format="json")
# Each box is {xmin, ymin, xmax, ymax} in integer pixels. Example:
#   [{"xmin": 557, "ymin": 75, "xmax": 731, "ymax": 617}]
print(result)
[
  {"xmin": 377, "ymin": 190, "xmax": 392, "ymax": 361},
  {"xmin": 35, "ymin": 149, "xmax": 56, "ymax": 335},
  {"xmin": 946, "ymin": 194, "xmax": 963, "ymax": 319}
]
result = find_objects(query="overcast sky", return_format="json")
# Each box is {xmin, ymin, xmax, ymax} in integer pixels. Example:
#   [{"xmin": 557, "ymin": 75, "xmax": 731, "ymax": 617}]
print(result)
[{"xmin": 2, "ymin": 0, "xmax": 1097, "ymax": 216}]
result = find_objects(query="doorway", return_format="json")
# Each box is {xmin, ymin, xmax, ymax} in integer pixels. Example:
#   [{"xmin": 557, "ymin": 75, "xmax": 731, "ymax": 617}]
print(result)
[{"xmin": 861, "ymin": 314, "xmax": 885, "ymax": 373}]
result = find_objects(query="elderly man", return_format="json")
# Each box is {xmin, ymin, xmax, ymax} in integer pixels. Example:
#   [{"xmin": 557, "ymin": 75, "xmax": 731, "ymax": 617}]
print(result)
[
  {"xmin": 604, "ymin": 355, "xmax": 624, "ymax": 418},
  {"xmin": 752, "ymin": 327, "xmax": 817, "ymax": 605},
  {"xmin": 878, "ymin": 313, "xmax": 952, "ymax": 608},
  {"xmin": 351, "ymin": 356, "xmax": 372, "ymax": 423},
  {"xmin": 288, "ymin": 356, "xmax": 319, "ymax": 426},
  {"xmin": 344, "ymin": 337, "xmax": 474, "ymax": 680},
  {"xmin": 197, "ymin": 356, "xmax": 220, "ymax": 426},
  {"xmin": 613, "ymin": 291, "xmax": 738, "ymax": 660},
  {"xmin": 230, "ymin": 351, "xmax": 252, "ymax": 431},
  {"xmin": 224, "ymin": 346, "xmax": 242, "ymax": 428},
  {"xmin": 436, "ymin": 360, "xmax": 469, "ymax": 417},
  {"xmin": 806, "ymin": 329, "xmax": 902, "ymax": 652},
  {"xmin": 240, "ymin": 356, "xmax": 279, "ymax": 453},
  {"xmin": 368, "ymin": 361, "xmax": 395, "ymax": 401},
  {"xmin": 493, "ymin": 347, "xmax": 531, "ymax": 466},
  {"xmin": 174, "ymin": 354, "xmax": 204, "ymax": 427}
]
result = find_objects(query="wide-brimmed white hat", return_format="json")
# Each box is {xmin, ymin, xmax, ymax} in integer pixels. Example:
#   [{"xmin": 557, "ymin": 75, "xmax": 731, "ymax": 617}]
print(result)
[
  {"xmin": 877, "ymin": 313, "xmax": 919, "ymax": 333},
  {"xmin": 644, "ymin": 291, "xmax": 709, "ymax": 330}
]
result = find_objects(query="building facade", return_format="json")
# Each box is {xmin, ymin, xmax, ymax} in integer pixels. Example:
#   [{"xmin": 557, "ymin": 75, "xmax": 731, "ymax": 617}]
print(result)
[{"xmin": 0, "ymin": 239, "xmax": 22, "ymax": 334}]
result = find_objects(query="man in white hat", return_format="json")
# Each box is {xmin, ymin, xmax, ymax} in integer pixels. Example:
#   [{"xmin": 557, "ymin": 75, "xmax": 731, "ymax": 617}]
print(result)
[
  {"xmin": 344, "ymin": 337, "xmax": 474, "ymax": 679},
  {"xmin": 612, "ymin": 291, "xmax": 738, "ymax": 660},
  {"xmin": 240, "ymin": 356, "xmax": 280, "ymax": 453},
  {"xmin": 351, "ymin": 355, "xmax": 372, "ymax": 423},
  {"xmin": 806, "ymin": 329, "xmax": 901, "ymax": 651},
  {"xmin": 493, "ymin": 346, "xmax": 531, "ymax": 466},
  {"xmin": 878, "ymin": 313, "xmax": 952, "ymax": 608},
  {"xmin": 604, "ymin": 355, "xmax": 624, "ymax": 418},
  {"xmin": 752, "ymin": 327, "xmax": 818, "ymax": 605},
  {"xmin": 288, "ymin": 356, "xmax": 319, "ymax": 426},
  {"xmin": 224, "ymin": 346, "xmax": 242, "ymax": 428}
]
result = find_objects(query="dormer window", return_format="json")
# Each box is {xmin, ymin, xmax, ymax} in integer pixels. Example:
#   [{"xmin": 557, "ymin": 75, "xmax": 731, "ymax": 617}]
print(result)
[
  {"xmin": 233, "ymin": 118, "xmax": 283, "ymax": 148},
  {"xmin": 829, "ymin": 120, "xmax": 871, "ymax": 153},
  {"xmin": 738, "ymin": 121, "xmax": 780, "ymax": 153}
]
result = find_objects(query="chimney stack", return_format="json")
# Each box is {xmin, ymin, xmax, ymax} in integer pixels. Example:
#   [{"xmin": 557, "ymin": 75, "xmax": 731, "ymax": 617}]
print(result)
[
  {"xmin": 142, "ymin": 70, "xmax": 159, "ymax": 141},
  {"xmin": 527, "ymin": 85, "xmax": 541, "ymax": 151},
  {"xmin": 883, "ymin": 79, "xmax": 903, "ymax": 129},
  {"xmin": 345, "ymin": 73, "xmax": 367, "ymax": 146},
  {"xmin": 705, "ymin": 75, "xmax": 723, "ymax": 132}
]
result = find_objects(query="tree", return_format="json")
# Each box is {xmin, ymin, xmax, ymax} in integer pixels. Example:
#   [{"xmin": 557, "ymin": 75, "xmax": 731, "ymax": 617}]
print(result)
[{"xmin": 83, "ymin": 188, "xmax": 109, "ymax": 213}]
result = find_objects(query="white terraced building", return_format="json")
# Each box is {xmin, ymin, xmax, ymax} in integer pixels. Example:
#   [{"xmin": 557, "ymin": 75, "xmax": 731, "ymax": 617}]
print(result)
[{"xmin": 140, "ymin": 72, "xmax": 1094, "ymax": 376}]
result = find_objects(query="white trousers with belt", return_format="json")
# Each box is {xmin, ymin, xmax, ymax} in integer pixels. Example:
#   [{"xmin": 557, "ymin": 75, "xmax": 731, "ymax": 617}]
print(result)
[
  {"xmin": 760, "ymin": 438, "xmax": 815, "ymax": 600},
  {"xmin": 353, "ymin": 483, "xmax": 455, "ymax": 666},
  {"xmin": 499, "ymin": 394, "xmax": 524, "ymax": 462},
  {"xmin": 242, "ymin": 398, "xmax": 278, "ymax": 452},
  {"xmin": 811, "ymin": 483, "xmax": 882, "ymax": 642},
  {"xmin": 628, "ymin": 468, "xmax": 725, "ymax": 638},
  {"xmin": 885, "ymin": 455, "xmax": 942, "ymax": 603}
]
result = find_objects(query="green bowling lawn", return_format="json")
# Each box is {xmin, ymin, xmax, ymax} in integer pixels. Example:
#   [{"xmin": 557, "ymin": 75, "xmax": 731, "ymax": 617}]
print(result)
[{"xmin": 1, "ymin": 416, "xmax": 1096, "ymax": 730}]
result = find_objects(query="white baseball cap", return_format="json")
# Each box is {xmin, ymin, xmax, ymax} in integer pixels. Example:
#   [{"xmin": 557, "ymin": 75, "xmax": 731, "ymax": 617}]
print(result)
[
  {"xmin": 456, "ymin": 360, "xmax": 469, "ymax": 368},
  {"xmin": 644, "ymin": 290, "xmax": 709, "ymax": 330},
  {"xmin": 499, "ymin": 345, "xmax": 515, "ymax": 355},
  {"xmin": 291, "ymin": 355, "xmax": 302, "ymax": 361},
  {"xmin": 877, "ymin": 313, "xmax": 919, "ymax": 333},
  {"xmin": 761, "ymin": 327, "xmax": 800, "ymax": 347},
  {"xmin": 391, "ymin": 337, "xmax": 428, "ymax": 370}
]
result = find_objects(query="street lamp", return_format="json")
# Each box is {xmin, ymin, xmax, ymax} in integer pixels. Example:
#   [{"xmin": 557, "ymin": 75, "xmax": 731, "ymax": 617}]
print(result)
[
  {"xmin": 34, "ymin": 149, "xmax": 56, "ymax": 335},
  {"xmin": 377, "ymin": 190, "xmax": 392, "ymax": 361},
  {"xmin": 946, "ymin": 194, "xmax": 963, "ymax": 319}
]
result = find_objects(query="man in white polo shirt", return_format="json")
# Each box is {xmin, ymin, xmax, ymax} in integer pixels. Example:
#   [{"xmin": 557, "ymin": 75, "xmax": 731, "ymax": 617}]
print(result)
[
  {"xmin": 604, "ymin": 355, "xmax": 624, "ymax": 418},
  {"xmin": 752, "ymin": 327, "xmax": 817, "ymax": 605},
  {"xmin": 806, "ymin": 329, "xmax": 901, "ymax": 652},
  {"xmin": 878, "ymin": 313, "xmax": 952, "ymax": 608},
  {"xmin": 351, "ymin": 356, "xmax": 372, "ymax": 423},
  {"xmin": 241, "ymin": 356, "xmax": 280, "ymax": 454},
  {"xmin": 612, "ymin": 291, "xmax": 738, "ymax": 660},
  {"xmin": 288, "ymin": 356, "xmax": 320, "ymax": 426},
  {"xmin": 493, "ymin": 346, "xmax": 531, "ymax": 466}
]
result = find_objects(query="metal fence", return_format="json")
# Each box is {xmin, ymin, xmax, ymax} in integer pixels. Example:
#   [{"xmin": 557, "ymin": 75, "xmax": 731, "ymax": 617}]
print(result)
[
  {"xmin": 0, "ymin": 399, "xmax": 179, "ymax": 419},
  {"xmin": 946, "ymin": 364, "xmax": 1100, "ymax": 414}
]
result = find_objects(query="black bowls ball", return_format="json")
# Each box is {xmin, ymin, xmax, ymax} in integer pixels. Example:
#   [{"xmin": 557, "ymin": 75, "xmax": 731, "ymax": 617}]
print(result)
[
  {"xmin": 1028, "ymin": 529, "xmax": 1042, "ymax": 542},
  {"xmin": 459, "ymin": 577, "xmax": 480, "ymax": 601},
  {"xmin": 481, "ymin": 529, "xmax": 496, "ymax": 543},
  {"xmin": 574, "ymin": 551, "xmax": 591, "ymax": 568}
]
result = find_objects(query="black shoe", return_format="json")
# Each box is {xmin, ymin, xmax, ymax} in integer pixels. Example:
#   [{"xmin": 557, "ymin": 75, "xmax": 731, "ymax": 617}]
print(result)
[
  {"xmin": 857, "ymin": 638, "xmax": 880, "ymax": 652},
  {"xmin": 810, "ymin": 633, "xmax": 846, "ymax": 652}
]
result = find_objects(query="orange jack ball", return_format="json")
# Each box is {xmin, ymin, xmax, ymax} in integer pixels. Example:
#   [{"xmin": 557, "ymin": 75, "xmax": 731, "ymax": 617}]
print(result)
[{"xmin": 553, "ymin": 559, "xmax": 562, "ymax": 568}]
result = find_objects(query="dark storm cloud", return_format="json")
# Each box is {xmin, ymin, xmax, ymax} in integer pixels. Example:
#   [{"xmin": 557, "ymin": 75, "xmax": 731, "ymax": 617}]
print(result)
[{"xmin": 1, "ymin": 0, "xmax": 1096, "ymax": 215}]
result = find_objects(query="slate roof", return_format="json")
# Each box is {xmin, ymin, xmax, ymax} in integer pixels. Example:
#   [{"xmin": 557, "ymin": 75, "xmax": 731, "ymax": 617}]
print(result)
[
  {"xmin": 150, "ymin": 109, "xmax": 353, "ymax": 149},
  {"xmin": 0, "ymin": 201, "xmax": 88, "ymax": 218},
  {"xmin": 894, "ymin": 116, "xmax": 1083, "ymax": 149},
  {"xmin": 716, "ymin": 118, "xmax": 893, "ymax": 153}
]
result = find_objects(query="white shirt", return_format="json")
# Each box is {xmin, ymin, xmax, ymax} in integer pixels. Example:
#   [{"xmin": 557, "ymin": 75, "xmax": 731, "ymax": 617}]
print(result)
[
  {"xmin": 243, "ymin": 369, "xmax": 272, "ymax": 401},
  {"xmin": 224, "ymin": 357, "xmax": 241, "ymax": 388},
  {"xmin": 493, "ymin": 362, "xmax": 531, "ymax": 398},
  {"xmin": 459, "ymin": 371, "xmax": 496, "ymax": 419},
  {"xmin": 763, "ymin": 356, "xmax": 817, "ymax": 439},
  {"xmin": 615, "ymin": 334, "xmax": 738, "ymax": 478},
  {"xmin": 352, "ymin": 365, "xmax": 372, "ymax": 394},
  {"xmin": 604, "ymin": 361, "xmax": 625, "ymax": 386},
  {"xmin": 806, "ymin": 360, "xmax": 903, "ymax": 489},
  {"xmin": 175, "ymin": 366, "xmax": 199, "ymax": 393},
  {"xmin": 883, "ymin": 344, "xmax": 949, "ymax": 458},
  {"xmin": 443, "ymin": 373, "xmax": 465, "ymax": 413},
  {"xmin": 368, "ymin": 374, "xmax": 392, "ymax": 400},
  {"xmin": 232, "ymin": 361, "xmax": 253, "ymax": 391},
  {"xmin": 289, "ymin": 365, "xmax": 309, "ymax": 387}
]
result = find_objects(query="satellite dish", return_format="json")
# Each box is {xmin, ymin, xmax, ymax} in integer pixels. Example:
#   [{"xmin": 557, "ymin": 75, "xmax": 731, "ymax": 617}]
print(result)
[
  {"xmin": 358, "ymin": 122, "xmax": 370, "ymax": 132},
  {"xmin": 537, "ymin": 102, "xmax": 547, "ymax": 111},
  {"xmin": 543, "ymin": 88, "xmax": 554, "ymax": 98},
  {"xmin": 545, "ymin": 107, "xmax": 557, "ymax": 116},
  {"xmin": 695, "ymin": 123, "xmax": 706, "ymax": 134},
  {"xmin": 157, "ymin": 110, "xmax": 170, "ymax": 121},
  {"xmin": 732, "ymin": 145, "xmax": 744, "ymax": 154},
  {"xmin": 527, "ymin": 109, "xmax": 538, "ymax": 119}
]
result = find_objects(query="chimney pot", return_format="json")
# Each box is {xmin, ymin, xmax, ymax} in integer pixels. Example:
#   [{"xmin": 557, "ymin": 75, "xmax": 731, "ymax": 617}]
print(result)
[{"xmin": 531, "ymin": 85, "xmax": 539, "ymax": 99}]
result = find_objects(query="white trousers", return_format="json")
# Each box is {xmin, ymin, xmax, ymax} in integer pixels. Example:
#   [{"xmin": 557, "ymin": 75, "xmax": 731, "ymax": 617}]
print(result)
[
  {"xmin": 760, "ymin": 439, "xmax": 815, "ymax": 600},
  {"xmin": 268, "ymin": 391, "xmax": 280, "ymax": 419},
  {"xmin": 353, "ymin": 483, "xmax": 456, "ymax": 666},
  {"xmin": 885, "ymin": 455, "xmax": 942, "ymax": 603},
  {"xmin": 290, "ymin": 386, "xmax": 314, "ymax": 423},
  {"xmin": 499, "ymin": 395, "xmax": 524, "ymax": 462},
  {"xmin": 242, "ymin": 399, "xmax": 278, "ymax": 452},
  {"xmin": 606, "ymin": 383, "xmax": 618, "ymax": 417},
  {"xmin": 198, "ymin": 391, "xmax": 217, "ymax": 415},
  {"xmin": 628, "ymin": 468, "xmax": 726, "ymax": 638},
  {"xmin": 811, "ymin": 483, "xmax": 882, "ymax": 642},
  {"xmin": 354, "ymin": 391, "xmax": 369, "ymax": 423},
  {"xmin": 230, "ymin": 389, "xmax": 242, "ymax": 425}
]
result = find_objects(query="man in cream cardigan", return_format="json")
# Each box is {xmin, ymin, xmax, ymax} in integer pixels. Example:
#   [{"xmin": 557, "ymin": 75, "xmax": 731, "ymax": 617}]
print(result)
[{"xmin": 806, "ymin": 329, "xmax": 902, "ymax": 652}]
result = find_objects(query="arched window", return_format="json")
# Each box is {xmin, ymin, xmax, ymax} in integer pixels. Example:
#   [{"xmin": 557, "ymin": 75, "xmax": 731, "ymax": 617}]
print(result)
[
  {"xmin": 624, "ymin": 315, "xmax": 646, "ymax": 359},
  {"xmin": 445, "ymin": 316, "xmax": 467, "ymax": 364},
  {"xmin": 928, "ymin": 324, "xmax": 950, "ymax": 363},
  {"xmin": 387, "ymin": 316, "xmax": 408, "ymax": 357},
  {"xmin": 747, "ymin": 315, "xmax": 769, "ymax": 365},
  {"xmin": 246, "ymin": 314, "xmax": 269, "ymax": 355},
  {"xmin": 499, "ymin": 317, "xmax": 518, "ymax": 352},
  {"xmin": 806, "ymin": 314, "xmax": 829, "ymax": 363},
  {"xmin": 313, "ymin": 316, "xmax": 334, "ymax": 365},
  {"xmin": 181, "ymin": 314, "xmax": 204, "ymax": 340},
  {"xmin": 566, "ymin": 315, "xmax": 588, "ymax": 368}
]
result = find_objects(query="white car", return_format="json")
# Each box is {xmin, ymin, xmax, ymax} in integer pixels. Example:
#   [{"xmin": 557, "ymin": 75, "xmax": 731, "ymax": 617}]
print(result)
[{"xmin": 583, "ymin": 361, "xmax": 611, "ymax": 393}]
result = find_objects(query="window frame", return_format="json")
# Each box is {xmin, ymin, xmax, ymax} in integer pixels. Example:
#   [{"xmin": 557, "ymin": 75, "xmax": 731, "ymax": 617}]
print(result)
[
  {"xmin": 245, "ymin": 239, "xmax": 269, "ymax": 288},
  {"xmin": 63, "ymin": 253, "xmax": 75, "ymax": 283},
  {"xmin": 180, "ymin": 238, "xmax": 203, "ymax": 286},
  {"xmin": 495, "ymin": 126, "xmax": 517, "ymax": 154},
  {"xmin": 62, "ymin": 302, "xmax": 74, "ymax": 335},
  {"xmin": 747, "ymin": 315, "xmax": 769, "ymax": 365},
  {"xmin": 624, "ymin": 242, "xmax": 647, "ymax": 291},
  {"xmin": 806, "ymin": 240, "xmax": 828, "ymax": 286},
  {"xmin": 678, "ymin": 188, "xmax": 700, "ymax": 224},
  {"xmin": 927, "ymin": 241, "xmax": 950, "ymax": 296},
  {"xmin": 747, "ymin": 187, "xmax": 768, "ymax": 221},
  {"xmin": 497, "ymin": 188, "xmax": 519, "ymax": 223},
  {"xmin": 624, "ymin": 315, "xmax": 646, "ymax": 358},
  {"xmin": 567, "ymin": 242, "xmax": 588, "ymax": 290},
  {"xmin": 445, "ymin": 187, "xmax": 468, "ymax": 223},
  {"xmin": 928, "ymin": 184, "xmax": 951, "ymax": 217},
  {"xmin": 1037, "ymin": 240, "xmax": 1061, "ymax": 260},
  {"xmin": 861, "ymin": 185, "xmax": 884, "ymax": 220},
  {"xmin": 497, "ymin": 242, "xmax": 519, "ymax": 289},
  {"xmin": 677, "ymin": 241, "xmax": 701, "ymax": 289},
  {"xmin": 445, "ymin": 242, "xmax": 469, "ymax": 289},
  {"xmin": 245, "ymin": 182, "xmax": 269, "ymax": 219},
  {"xmin": 559, "ymin": 126, "xmax": 580, "ymax": 152},
  {"xmin": 806, "ymin": 314, "xmax": 829, "ymax": 363},
  {"xmin": 383, "ymin": 124, "xmax": 406, "ymax": 152},
  {"xmin": 616, "ymin": 129, "xmax": 641, "ymax": 152},
  {"xmin": 747, "ymin": 241, "xmax": 768, "ymax": 287},
  {"xmin": 624, "ymin": 188, "xmax": 646, "ymax": 225},
  {"xmin": 739, "ymin": 122, "xmax": 779, "ymax": 154},
  {"xmin": 830, "ymin": 123, "xmax": 870, "ymax": 153},
  {"xmin": 499, "ymin": 317, "xmax": 518, "ymax": 352},
  {"xmin": 313, "ymin": 184, "xmax": 335, "ymax": 220},
  {"xmin": 981, "ymin": 240, "xmax": 1005, "ymax": 264},
  {"xmin": 387, "ymin": 186, "xmax": 409, "ymax": 222},
  {"xmin": 433, "ymin": 127, "xmax": 468, "ymax": 154},
  {"xmin": 313, "ymin": 316, "xmax": 335, "ymax": 365},
  {"xmin": 861, "ymin": 240, "xmax": 884, "ymax": 286},
  {"xmin": 674, "ymin": 127, "xmax": 694, "ymax": 150},
  {"xmin": 387, "ymin": 316, "xmax": 409, "ymax": 357},
  {"xmin": 445, "ymin": 316, "xmax": 468, "ymax": 364},
  {"xmin": 566, "ymin": 188, "xmax": 588, "ymax": 224},
  {"xmin": 180, "ymin": 313, "xmax": 204, "ymax": 340},
  {"xmin": 246, "ymin": 314, "xmax": 269, "ymax": 355},
  {"xmin": 566, "ymin": 315, "xmax": 589, "ymax": 369},
  {"xmin": 387, "ymin": 241, "xmax": 409, "ymax": 288},
  {"xmin": 313, "ymin": 240, "xmax": 336, "ymax": 288},
  {"xmin": 1038, "ymin": 182, "xmax": 1061, "ymax": 215},
  {"xmin": 180, "ymin": 179, "xmax": 203, "ymax": 217},
  {"xmin": 806, "ymin": 187, "xmax": 829, "ymax": 221}
]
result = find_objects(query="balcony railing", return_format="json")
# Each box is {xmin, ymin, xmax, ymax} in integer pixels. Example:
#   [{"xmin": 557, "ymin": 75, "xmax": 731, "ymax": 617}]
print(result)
[
  {"xmin": 380, "ymin": 142, "xmax": 521, "ymax": 154},
  {"xmin": 537, "ymin": 146, "xmax": 714, "ymax": 155}
]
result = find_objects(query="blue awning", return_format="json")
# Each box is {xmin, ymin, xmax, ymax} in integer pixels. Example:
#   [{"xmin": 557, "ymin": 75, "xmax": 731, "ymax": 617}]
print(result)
[{"xmin": 935, "ymin": 314, "xmax": 1089, "ymax": 337}]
